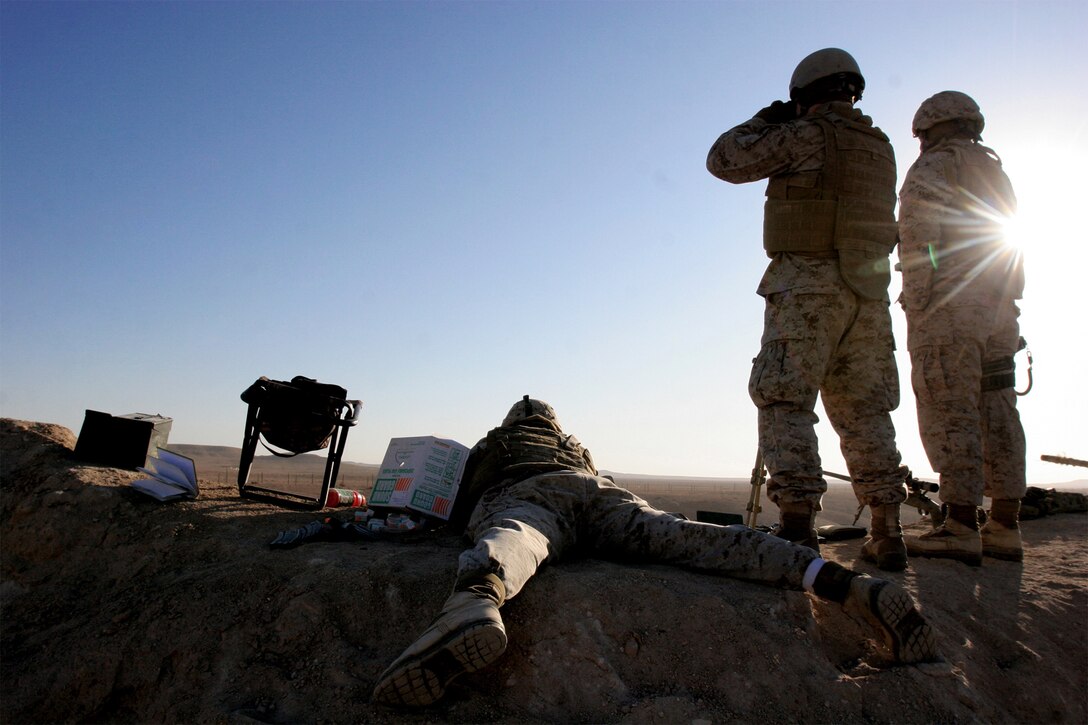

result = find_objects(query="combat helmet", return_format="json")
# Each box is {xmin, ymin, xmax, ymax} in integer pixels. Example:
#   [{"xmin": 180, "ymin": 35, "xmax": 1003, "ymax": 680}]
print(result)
[
  {"xmin": 789, "ymin": 48, "xmax": 865, "ymax": 101},
  {"xmin": 502, "ymin": 395, "xmax": 559, "ymax": 427},
  {"xmin": 912, "ymin": 90, "xmax": 984, "ymax": 137}
]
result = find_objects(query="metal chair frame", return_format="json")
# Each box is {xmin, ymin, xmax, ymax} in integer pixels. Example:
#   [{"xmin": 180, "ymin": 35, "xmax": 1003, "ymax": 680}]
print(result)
[{"xmin": 238, "ymin": 393, "xmax": 362, "ymax": 510}]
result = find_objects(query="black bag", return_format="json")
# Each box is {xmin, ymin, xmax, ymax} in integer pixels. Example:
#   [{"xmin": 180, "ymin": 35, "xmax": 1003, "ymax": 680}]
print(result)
[{"xmin": 241, "ymin": 376, "xmax": 348, "ymax": 456}]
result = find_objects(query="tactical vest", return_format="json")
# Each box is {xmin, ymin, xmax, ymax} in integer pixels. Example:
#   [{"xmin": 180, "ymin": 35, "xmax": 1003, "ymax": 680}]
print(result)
[
  {"xmin": 935, "ymin": 142, "xmax": 1023, "ymax": 300},
  {"xmin": 763, "ymin": 109, "xmax": 898, "ymax": 299},
  {"xmin": 468, "ymin": 422, "xmax": 595, "ymax": 495}
]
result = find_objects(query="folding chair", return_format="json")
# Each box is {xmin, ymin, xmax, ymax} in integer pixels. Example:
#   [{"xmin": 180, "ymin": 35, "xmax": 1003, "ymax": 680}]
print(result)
[{"xmin": 237, "ymin": 376, "xmax": 362, "ymax": 510}]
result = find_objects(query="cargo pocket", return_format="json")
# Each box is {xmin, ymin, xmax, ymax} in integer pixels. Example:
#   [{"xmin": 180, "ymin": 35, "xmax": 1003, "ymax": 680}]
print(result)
[
  {"xmin": 880, "ymin": 353, "xmax": 901, "ymax": 411},
  {"xmin": 909, "ymin": 345, "xmax": 953, "ymax": 406},
  {"xmin": 749, "ymin": 292, "xmax": 828, "ymax": 408},
  {"xmin": 749, "ymin": 339, "xmax": 816, "ymax": 408}
]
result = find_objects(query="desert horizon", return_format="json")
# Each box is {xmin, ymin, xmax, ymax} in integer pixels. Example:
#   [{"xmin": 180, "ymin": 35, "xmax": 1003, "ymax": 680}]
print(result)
[
  {"xmin": 172, "ymin": 442, "xmax": 1088, "ymax": 487},
  {"xmin": 170, "ymin": 443, "xmax": 1088, "ymax": 529}
]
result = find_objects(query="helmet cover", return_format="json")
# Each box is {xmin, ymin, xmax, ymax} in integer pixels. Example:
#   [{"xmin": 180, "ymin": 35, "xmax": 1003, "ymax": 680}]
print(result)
[
  {"xmin": 912, "ymin": 90, "xmax": 985, "ymax": 136},
  {"xmin": 502, "ymin": 395, "xmax": 559, "ymax": 427}
]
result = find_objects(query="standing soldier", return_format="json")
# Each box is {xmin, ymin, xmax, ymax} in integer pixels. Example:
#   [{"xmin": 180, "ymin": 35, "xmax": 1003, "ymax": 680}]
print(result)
[
  {"xmin": 706, "ymin": 48, "xmax": 910, "ymax": 571},
  {"xmin": 898, "ymin": 91, "xmax": 1026, "ymax": 565}
]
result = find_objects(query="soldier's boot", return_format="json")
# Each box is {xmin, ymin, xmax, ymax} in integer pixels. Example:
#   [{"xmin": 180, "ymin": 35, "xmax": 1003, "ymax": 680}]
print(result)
[
  {"xmin": 372, "ymin": 573, "xmax": 507, "ymax": 707},
  {"xmin": 772, "ymin": 501, "xmax": 820, "ymax": 553},
  {"xmin": 860, "ymin": 503, "xmax": 908, "ymax": 572},
  {"xmin": 811, "ymin": 561, "xmax": 938, "ymax": 664},
  {"xmin": 904, "ymin": 504, "xmax": 982, "ymax": 566},
  {"xmin": 981, "ymin": 498, "xmax": 1023, "ymax": 562}
]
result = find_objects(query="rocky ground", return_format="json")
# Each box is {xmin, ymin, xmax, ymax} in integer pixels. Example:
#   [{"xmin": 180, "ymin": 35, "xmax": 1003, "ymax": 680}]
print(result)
[{"xmin": 2, "ymin": 418, "xmax": 1086, "ymax": 724}]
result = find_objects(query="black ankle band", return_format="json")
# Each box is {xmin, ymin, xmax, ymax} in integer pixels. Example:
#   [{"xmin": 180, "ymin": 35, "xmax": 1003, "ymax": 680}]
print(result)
[
  {"xmin": 454, "ymin": 572, "xmax": 506, "ymax": 606},
  {"xmin": 811, "ymin": 561, "xmax": 856, "ymax": 603}
]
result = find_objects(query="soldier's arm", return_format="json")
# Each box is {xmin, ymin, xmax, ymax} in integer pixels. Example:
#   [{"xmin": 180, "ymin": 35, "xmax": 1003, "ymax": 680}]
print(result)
[
  {"xmin": 898, "ymin": 153, "xmax": 954, "ymax": 310},
  {"xmin": 706, "ymin": 116, "xmax": 816, "ymax": 183}
]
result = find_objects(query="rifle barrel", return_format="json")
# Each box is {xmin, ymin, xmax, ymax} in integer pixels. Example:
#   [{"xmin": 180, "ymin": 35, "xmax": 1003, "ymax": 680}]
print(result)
[{"xmin": 1041, "ymin": 454, "xmax": 1088, "ymax": 469}]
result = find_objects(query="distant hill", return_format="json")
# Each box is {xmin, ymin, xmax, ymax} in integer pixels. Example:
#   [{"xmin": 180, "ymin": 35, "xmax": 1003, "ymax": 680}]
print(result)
[{"xmin": 169, "ymin": 444, "xmax": 380, "ymax": 480}]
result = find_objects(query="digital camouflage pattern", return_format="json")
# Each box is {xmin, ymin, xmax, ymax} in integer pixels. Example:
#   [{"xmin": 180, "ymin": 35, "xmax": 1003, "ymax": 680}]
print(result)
[
  {"xmin": 898, "ymin": 135, "xmax": 1027, "ymax": 506},
  {"xmin": 905, "ymin": 304, "xmax": 1027, "ymax": 504},
  {"xmin": 502, "ymin": 396, "xmax": 559, "ymax": 427},
  {"xmin": 372, "ymin": 407, "xmax": 939, "ymax": 707},
  {"xmin": 761, "ymin": 109, "xmax": 898, "ymax": 300},
  {"xmin": 911, "ymin": 90, "xmax": 984, "ymax": 135},
  {"xmin": 898, "ymin": 138, "xmax": 1022, "ymax": 311},
  {"xmin": 459, "ymin": 471, "xmax": 818, "ymax": 601},
  {"xmin": 751, "ymin": 283, "xmax": 907, "ymax": 506},
  {"xmin": 455, "ymin": 420, "xmax": 818, "ymax": 601},
  {"xmin": 450, "ymin": 418, "xmax": 597, "ymax": 524},
  {"xmin": 707, "ymin": 101, "xmax": 907, "ymax": 508}
]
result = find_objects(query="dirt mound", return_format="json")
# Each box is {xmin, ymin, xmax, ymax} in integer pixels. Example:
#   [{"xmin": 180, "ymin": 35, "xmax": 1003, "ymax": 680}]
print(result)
[{"xmin": 1, "ymin": 418, "xmax": 1085, "ymax": 723}]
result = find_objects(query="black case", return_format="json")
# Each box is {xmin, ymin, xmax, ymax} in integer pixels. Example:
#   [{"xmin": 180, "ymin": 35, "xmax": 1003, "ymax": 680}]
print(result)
[{"xmin": 74, "ymin": 410, "xmax": 173, "ymax": 469}]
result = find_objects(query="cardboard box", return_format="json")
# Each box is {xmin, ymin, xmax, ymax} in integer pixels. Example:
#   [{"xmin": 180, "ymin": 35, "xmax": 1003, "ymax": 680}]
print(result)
[
  {"xmin": 74, "ymin": 411, "xmax": 173, "ymax": 469},
  {"xmin": 369, "ymin": 436, "xmax": 470, "ymax": 520}
]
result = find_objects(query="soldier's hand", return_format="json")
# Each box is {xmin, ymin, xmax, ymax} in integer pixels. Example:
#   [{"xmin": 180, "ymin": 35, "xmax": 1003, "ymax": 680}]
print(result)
[{"xmin": 754, "ymin": 100, "xmax": 798, "ymax": 124}]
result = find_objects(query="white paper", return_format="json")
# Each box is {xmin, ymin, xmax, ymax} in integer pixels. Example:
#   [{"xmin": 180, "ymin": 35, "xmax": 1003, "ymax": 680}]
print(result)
[
  {"xmin": 131, "ymin": 478, "xmax": 192, "ymax": 502},
  {"xmin": 131, "ymin": 448, "xmax": 199, "ymax": 501}
]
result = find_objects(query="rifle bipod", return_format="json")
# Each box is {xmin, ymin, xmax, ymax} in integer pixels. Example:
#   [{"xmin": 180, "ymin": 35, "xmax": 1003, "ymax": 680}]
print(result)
[{"xmin": 746, "ymin": 449, "xmax": 767, "ymax": 529}]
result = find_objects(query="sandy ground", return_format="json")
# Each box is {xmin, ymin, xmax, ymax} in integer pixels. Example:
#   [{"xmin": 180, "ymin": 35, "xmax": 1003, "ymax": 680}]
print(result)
[{"xmin": 2, "ymin": 418, "xmax": 1086, "ymax": 724}]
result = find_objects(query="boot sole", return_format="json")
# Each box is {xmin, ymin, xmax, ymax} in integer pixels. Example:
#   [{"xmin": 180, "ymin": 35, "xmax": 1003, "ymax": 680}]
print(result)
[
  {"xmin": 372, "ymin": 620, "xmax": 507, "ymax": 707},
  {"xmin": 864, "ymin": 581, "xmax": 938, "ymax": 664}
]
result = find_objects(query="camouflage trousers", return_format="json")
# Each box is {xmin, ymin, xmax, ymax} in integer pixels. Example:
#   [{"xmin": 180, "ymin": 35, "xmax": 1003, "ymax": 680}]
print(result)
[
  {"xmin": 459, "ymin": 472, "xmax": 818, "ymax": 601},
  {"xmin": 749, "ymin": 287, "xmax": 907, "ymax": 508},
  {"xmin": 906, "ymin": 301, "xmax": 1027, "ymax": 505}
]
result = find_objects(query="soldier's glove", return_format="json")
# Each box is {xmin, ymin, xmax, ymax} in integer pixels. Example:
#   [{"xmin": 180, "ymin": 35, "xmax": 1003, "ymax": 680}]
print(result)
[{"xmin": 754, "ymin": 100, "xmax": 798, "ymax": 124}]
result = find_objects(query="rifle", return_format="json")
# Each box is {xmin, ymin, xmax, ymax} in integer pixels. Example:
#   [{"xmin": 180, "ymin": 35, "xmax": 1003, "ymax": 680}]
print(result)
[
  {"xmin": 904, "ymin": 471, "xmax": 944, "ymax": 527},
  {"xmin": 825, "ymin": 468, "xmax": 944, "ymax": 529},
  {"xmin": 1041, "ymin": 454, "xmax": 1088, "ymax": 469},
  {"xmin": 746, "ymin": 449, "xmax": 766, "ymax": 529}
]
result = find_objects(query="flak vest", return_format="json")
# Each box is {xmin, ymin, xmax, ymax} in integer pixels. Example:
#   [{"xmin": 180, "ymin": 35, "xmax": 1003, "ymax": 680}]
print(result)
[
  {"xmin": 763, "ymin": 109, "xmax": 898, "ymax": 300},
  {"xmin": 468, "ymin": 423, "xmax": 595, "ymax": 498}
]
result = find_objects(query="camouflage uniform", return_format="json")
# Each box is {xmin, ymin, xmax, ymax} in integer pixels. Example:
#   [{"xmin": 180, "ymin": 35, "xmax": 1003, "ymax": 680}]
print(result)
[
  {"xmin": 457, "ymin": 417, "xmax": 817, "ymax": 599},
  {"xmin": 371, "ymin": 398, "xmax": 939, "ymax": 707},
  {"xmin": 898, "ymin": 137, "xmax": 1027, "ymax": 506},
  {"xmin": 707, "ymin": 101, "xmax": 907, "ymax": 508}
]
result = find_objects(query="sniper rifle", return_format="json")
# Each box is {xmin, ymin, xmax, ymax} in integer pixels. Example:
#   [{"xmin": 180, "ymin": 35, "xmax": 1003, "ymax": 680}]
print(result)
[{"xmin": 824, "ymin": 469, "xmax": 944, "ymax": 529}]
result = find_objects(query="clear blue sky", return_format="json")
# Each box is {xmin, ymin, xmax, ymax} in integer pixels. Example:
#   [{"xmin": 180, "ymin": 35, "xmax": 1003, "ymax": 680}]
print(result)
[{"xmin": 2, "ymin": 1, "xmax": 1086, "ymax": 484}]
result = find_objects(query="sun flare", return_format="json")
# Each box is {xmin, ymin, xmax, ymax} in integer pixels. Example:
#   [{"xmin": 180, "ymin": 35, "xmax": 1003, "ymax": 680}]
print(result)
[{"xmin": 997, "ymin": 144, "xmax": 1088, "ymax": 275}]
